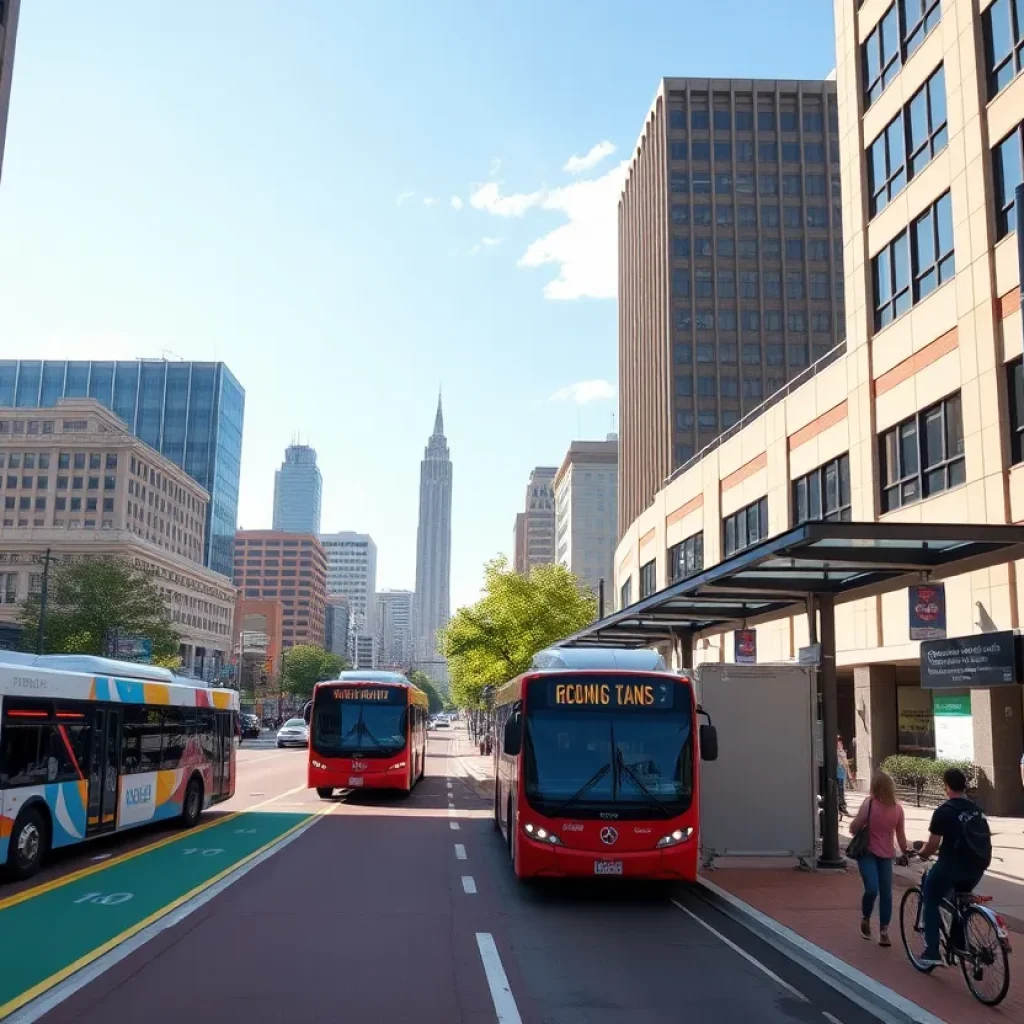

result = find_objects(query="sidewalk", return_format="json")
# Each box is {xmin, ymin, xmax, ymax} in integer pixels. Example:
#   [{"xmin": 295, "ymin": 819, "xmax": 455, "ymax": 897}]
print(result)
[{"xmin": 448, "ymin": 727, "xmax": 495, "ymax": 797}]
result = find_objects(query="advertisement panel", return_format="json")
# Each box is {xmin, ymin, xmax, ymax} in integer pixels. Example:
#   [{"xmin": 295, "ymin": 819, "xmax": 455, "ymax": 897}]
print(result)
[
  {"xmin": 734, "ymin": 629, "xmax": 757, "ymax": 664},
  {"xmin": 920, "ymin": 631, "xmax": 1022, "ymax": 689},
  {"xmin": 909, "ymin": 583, "xmax": 946, "ymax": 641},
  {"xmin": 933, "ymin": 693, "xmax": 974, "ymax": 761}
]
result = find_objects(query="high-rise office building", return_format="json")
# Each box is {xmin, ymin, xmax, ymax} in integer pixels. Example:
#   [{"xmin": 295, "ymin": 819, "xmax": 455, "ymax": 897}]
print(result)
[
  {"xmin": 413, "ymin": 395, "xmax": 452, "ymax": 676},
  {"xmin": 512, "ymin": 512, "xmax": 527, "ymax": 574},
  {"xmin": 320, "ymin": 531, "xmax": 377, "ymax": 637},
  {"xmin": 554, "ymin": 437, "xmax": 618, "ymax": 602},
  {"xmin": 324, "ymin": 596, "xmax": 350, "ymax": 659},
  {"xmin": 376, "ymin": 589, "xmax": 414, "ymax": 668},
  {"xmin": 0, "ymin": 360, "xmax": 244, "ymax": 577},
  {"xmin": 618, "ymin": 77, "xmax": 845, "ymax": 530},
  {"xmin": 272, "ymin": 444, "xmax": 322, "ymax": 534},
  {"xmin": 0, "ymin": 0, "xmax": 21, "ymax": 184},
  {"xmin": 232, "ymin": 531, "xmax": 327, "ymax": 650},
  {"xmin": 517, "ymin": 467, "xmax": 558, "ymax": 573}
]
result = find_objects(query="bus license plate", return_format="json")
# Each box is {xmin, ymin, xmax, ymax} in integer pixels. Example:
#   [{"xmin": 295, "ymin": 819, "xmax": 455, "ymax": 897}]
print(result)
[
  {"xmin": 347, "ymin": 777, "xmax": 364, "ymax": 787},
  {"xmin": 594, "ymin": 860, "xmax": 623, "ymax": 875}
]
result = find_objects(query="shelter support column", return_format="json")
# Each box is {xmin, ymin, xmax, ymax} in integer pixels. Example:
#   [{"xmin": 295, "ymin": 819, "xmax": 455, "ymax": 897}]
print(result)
[
  {"xmin": 817, "ymin": 593, "xmax": 843, "ymax": 869},
  {"xmin": 852, "ymin": 664, "xmax": 896, "ymax": 786},
  {"xmin": 673, "ymin": 628, "xmax": 693, "ymax": 671},
  {"xmin": 970, "ymin": 687, "xmax": 1024, "ymax": 816}
]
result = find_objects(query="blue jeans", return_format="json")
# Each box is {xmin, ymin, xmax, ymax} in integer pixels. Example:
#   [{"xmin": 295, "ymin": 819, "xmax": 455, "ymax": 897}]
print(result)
[
  {"xmin": 857, "ymin": 854, "xmax": 893, "ymax": 926},
  {"xmin": 922, "ymin": 860, "xmax": 984, "ymax": 957}
]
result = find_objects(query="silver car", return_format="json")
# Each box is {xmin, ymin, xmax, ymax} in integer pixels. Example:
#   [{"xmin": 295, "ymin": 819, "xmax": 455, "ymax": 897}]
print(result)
[{"xmin": 276, "ymin": 718, "xmax": 310, "ymax": 748}]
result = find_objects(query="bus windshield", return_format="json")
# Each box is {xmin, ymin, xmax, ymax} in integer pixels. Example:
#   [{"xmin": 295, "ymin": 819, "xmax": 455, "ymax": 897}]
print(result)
[
  {"xmin": 313, "ymin": 696, "xmax": 407, "ymax": 758},
  {"xmin": 523, "ymin": 675, "xmax": 693, "ymax": 818}
]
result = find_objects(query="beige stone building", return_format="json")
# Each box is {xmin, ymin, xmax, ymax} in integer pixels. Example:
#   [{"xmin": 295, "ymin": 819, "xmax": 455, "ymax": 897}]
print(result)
[
  {"xmin": 612, "ymin": 0, "xmax": 1024, "ymax": 811},
  {"xmin": 0, "ymin": 399, "xmax": 235, "ymax": 675}
]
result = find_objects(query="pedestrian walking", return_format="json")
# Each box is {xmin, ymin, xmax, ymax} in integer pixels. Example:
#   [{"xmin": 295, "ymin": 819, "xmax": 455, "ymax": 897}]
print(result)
[
  {"xmin": 847, "ymin": 770, "xmax": 909, "ymax": 947},
  {"xmin": 836, "ymin": 735, "xmax": 851, "ymax": 817}
]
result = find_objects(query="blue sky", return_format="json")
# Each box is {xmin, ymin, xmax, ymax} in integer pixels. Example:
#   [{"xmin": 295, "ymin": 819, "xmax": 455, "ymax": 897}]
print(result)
[{"xmin": 0, "ymin": 1, "xmax": 836, "ymax": 610}]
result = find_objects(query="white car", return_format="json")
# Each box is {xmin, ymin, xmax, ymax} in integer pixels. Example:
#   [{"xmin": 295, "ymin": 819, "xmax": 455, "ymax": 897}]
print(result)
[{"xmin": 276, "ymin": 718, "xmax": 310, "ymax": 748}]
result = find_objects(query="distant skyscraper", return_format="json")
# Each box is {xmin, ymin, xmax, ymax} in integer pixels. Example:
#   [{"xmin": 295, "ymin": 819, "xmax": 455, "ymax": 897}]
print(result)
[
  {"xmin": 0, "ymin": 1, "xmax": 21, "ymax": 185},
  {"xmin": 377, "ymin": 589, "xmax": 414, "ymax": 668},
  {"xmin": 324, "ymin": 596, "xmax": 350, "ymax": 658},
  {"xmin": 320, "ymin": 532, "xmax": 377, "ymax": 653},
  {"xmin": 517, "ymin": 467, "xmax": 558, "ymax": 573},
  {"xmin": 273, "ymin": 444, "xmax": 322, "ymax": 534},
  {"xmin": 512, "ymin": 512, "xmax": 527, "ymax": 574},
  {"xmin": 413, "ymin": 394, "xmax": 452, "ymax": 677},
  {"xmin": 0, "ymin": 359, "xmax": 244, "ymax": 577}
]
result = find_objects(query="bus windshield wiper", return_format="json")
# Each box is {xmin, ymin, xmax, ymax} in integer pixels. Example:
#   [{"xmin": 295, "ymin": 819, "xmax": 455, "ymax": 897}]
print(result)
[
  {"xmin": 357, "ymin": 717, "xmax": 389, "ymax": 754},
  {"xmin": 616, "ymin": 748, "xmax": 672, "ymax": 819},
  {"xmin": 551, "ymin": 763, "xmax": 611, "ymax": 819}
]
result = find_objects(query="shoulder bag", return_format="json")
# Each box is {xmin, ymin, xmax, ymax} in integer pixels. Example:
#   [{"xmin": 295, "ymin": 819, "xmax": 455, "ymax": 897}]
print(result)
[{"xmin": 845, "ymin": 798, "xmax": 872, "ymax": 860}]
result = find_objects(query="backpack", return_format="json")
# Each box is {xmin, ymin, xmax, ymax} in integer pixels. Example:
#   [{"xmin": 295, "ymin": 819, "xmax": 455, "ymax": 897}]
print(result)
[{"xmin": 957, "ymin": 805, "xmax": 993, "ymax": 870}]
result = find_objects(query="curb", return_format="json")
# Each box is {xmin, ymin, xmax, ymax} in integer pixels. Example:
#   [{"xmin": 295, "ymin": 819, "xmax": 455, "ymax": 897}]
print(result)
[{"xmin": 696, "ymin": 878, "xmax": 947, "ymax": 1024}]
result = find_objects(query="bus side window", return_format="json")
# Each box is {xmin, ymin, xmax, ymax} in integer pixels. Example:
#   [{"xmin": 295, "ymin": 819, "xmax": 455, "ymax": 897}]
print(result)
[
  {"xmin": 162, "ymin": 708, "xmax": 187, "ymax": 770},
  {"xmin": 196, "ymin": 710, "xmax": 216, "ymax": 762}
]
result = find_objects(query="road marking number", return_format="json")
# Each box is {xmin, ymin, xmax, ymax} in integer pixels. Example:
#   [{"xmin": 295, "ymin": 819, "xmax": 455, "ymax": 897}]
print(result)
[
  {"xmin": 233, "ymin": 828, "xmax": 258, "ymax": 835},
  {"xmin": 182, "ymin": 848, "xmax": 225, "ymax": 857},
  {"xmin": 73, "ymin": 892, "xmax": 134, "ymax": 906}
]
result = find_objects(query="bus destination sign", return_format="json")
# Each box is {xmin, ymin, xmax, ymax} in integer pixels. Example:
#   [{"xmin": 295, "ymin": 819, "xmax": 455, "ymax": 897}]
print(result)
[
  {"xmin": 547, "ymin": 680, "xmax": 673, "ymax": 709},
  {"xmin": 329, "ymin": 687, "xmax": 401, "ymax": 703}
]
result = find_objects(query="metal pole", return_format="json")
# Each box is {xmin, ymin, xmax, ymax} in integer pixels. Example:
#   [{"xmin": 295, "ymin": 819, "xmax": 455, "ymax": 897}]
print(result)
[
  {"xmin": 598, "ymin": 578, "xmax": 605, "ymax": 620},
  {"xmin": 817, "ymin": 593, "xmax": 843, "ymax": 868},
  {"xmin": 35, "ymin": 548, "xmax": 51, "ymax": 655}
]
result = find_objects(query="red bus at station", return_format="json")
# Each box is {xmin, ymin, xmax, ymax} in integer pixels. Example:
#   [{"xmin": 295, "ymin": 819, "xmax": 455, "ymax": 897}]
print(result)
[
  {"xmin": 306, "ymin": 671, "xmax": 429, "ymax": 797},
  {"xmin": 492, "ymin": 648, "xmax": 717, "ymax": 881}
]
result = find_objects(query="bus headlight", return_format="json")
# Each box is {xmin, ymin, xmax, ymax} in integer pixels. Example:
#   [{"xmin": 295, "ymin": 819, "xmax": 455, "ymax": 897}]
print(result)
[
  {"xmin": 655, "ymin": 827, "xmax": 693, "ymax": 849},
  {"xmin": 523, "ymin": 823, "xmax": 564, "ymax": 846}
]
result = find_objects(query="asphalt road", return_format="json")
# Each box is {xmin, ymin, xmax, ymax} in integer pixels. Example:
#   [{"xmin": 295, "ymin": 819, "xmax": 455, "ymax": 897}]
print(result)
[{"xmin": 7, "ymin": 731, "xmax": 887, "ymax": 1024}]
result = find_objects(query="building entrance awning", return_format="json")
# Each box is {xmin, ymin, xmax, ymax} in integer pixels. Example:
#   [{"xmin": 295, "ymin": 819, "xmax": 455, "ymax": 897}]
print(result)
[{"xmin": 559, "ymin": 521, "xmax": 1024, "ymax": 649}]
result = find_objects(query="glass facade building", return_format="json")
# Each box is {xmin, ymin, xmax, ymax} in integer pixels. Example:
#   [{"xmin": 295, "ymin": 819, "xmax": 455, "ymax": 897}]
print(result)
[{"xmin": 0, "ymin": 360, "xmax": 244, "ymax": 577}]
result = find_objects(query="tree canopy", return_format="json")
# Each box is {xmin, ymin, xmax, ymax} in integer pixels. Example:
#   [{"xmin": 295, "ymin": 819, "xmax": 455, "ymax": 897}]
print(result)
[
  {"xmin": 440, "ymin": 556, "xmax": 597, "ymax": 709},
  {"xmin": 280, "ymin": 644, "xmax": 346, "ymax": 698},
  {"xmin": 19, "ymin": 557, "xmax": 180, "ymax": 659},
  {"xmin": 407, "ymin": 669, "xmax": 444, "ymax": 715}
]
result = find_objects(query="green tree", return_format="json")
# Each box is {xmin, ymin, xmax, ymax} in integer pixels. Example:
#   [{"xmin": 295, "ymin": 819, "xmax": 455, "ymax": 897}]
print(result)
[
  {"xmin": 440, "ymin": 556, "xmax": 597, "ymax": 709},
  {"xmin": 407, "ymin": 669, "xmax": 444, "ymax": 714},
  {"xmin": 19, "ymin": 558, "xmax": 180, "ymax": 658},
  {"xmin": 280, "ymin": 644, "xmax": 345, "ymax": 699}
]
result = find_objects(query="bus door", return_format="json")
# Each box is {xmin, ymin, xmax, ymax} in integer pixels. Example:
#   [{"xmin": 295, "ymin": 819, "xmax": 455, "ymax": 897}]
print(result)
[
  {"xmin": 214, "ymin": 712, "xmax": 233, "ymax": 798},
  {"xmin": 87, "ymin": 708, "xmax": 121, "ymax": 835}
]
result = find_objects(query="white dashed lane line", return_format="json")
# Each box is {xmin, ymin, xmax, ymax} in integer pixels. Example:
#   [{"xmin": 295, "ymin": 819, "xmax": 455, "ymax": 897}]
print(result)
[
  {"xmin": 450, "ymin": 821, "xmax": 460, "ymax": 830},
  {"xmin": 461, "ymin": 876, "xmax": 477, "ymax": 894},
  {"xmin": 455, "ymin": 844, "xmax": 467, "ymax": 860},
  {"xmin": 476, "ymin": 933, "xmax": 522, "ymax": 1024}
]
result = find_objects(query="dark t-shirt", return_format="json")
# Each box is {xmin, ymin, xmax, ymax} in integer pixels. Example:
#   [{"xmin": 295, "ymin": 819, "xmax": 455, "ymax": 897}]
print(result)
[{"xmin": 929, "ymin": 797, "xmax": 981, "ymax": 869}]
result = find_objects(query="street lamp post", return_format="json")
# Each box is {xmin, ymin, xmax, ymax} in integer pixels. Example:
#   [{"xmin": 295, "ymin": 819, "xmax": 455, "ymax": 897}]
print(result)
[{"xmin": 35, "ymin": 548, "xmax": 52, "ymax": 655}]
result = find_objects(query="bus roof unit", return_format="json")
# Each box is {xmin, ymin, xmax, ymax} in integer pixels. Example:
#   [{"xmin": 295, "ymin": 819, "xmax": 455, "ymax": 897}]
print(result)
[{"xmin": 531, "ymin": 647, "xmax": 668, "ymax": 672}]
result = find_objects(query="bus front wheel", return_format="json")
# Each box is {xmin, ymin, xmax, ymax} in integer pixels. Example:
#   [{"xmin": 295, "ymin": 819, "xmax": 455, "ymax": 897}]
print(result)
[
  {"xmin": 316, "ymin": 787, "xmax": 334, "ymax": 799},
  {"xmin": 182, "ymin": 777, "xmax": 203, "ymax": 828},
  {"xmin": 7, "ymin": 806, "xmax": 49, "ymax": 880}
]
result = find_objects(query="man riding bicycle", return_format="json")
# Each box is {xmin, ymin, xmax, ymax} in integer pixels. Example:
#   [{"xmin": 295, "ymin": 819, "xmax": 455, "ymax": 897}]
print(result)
[{"xmin": 915, "ymin": 767, "xmax": 993, "ymax": 966}]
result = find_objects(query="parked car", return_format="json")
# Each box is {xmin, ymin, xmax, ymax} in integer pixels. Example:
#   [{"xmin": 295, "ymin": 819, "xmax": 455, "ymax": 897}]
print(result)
[
  {"xmin": 277, "ymin": 718, "xmax": 310, "ymax": 748},
  {"xmin": 240, "ymin": 713, "xmax": 261, "ymax": 740}
]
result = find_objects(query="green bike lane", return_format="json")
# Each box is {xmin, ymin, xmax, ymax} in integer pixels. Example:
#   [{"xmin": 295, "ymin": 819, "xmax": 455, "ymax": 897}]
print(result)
[{"xmin": 0, "ymin": 808, "xmax": 320, "ymax": 1019}]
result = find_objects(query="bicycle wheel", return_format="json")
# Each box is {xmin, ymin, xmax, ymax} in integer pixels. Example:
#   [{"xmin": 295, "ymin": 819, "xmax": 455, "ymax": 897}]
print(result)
[
  {"xmin": 900, "ymin": 887, "xmax": 936, "ymax": 973},
  {"xmin": 959, "ymin": 907, "xmax": 1010, "ymax": 1007}
]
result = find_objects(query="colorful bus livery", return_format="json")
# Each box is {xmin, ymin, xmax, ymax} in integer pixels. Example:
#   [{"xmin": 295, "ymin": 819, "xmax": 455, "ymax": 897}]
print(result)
[
  {"xmin": 306, "ymin": 671, "xmax": 429, "ymax": 796},
  {"xmin": 0, "ymin": 655, "xmax": 238, "ymax": 880}
]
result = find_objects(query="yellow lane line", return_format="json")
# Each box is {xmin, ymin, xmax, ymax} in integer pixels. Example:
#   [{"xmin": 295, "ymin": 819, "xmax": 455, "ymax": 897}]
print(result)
[
  {"xmin": 0, "ymin": 803, "xmax": 335, "ymax": 1021},
  {"xmin": 0, "ymin": 783, "xmax": 310, "ymax": 913}
]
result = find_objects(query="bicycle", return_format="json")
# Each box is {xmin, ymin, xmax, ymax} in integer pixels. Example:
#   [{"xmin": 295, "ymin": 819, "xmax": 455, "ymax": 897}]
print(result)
[{"xmin": 898, "ymin": 845, "xmax": 1012, "ymax": 1006}]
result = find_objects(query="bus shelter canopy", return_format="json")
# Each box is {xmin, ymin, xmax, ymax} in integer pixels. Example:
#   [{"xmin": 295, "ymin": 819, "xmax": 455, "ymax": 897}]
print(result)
[{"xmin": 559, "ymin": 521, "xmax": 1024, "ymax": 649}]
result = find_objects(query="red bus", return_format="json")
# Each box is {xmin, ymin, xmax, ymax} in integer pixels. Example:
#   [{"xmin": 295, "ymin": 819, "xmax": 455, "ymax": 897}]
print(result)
[
  {"xmin": 492, "ymin": 647, "xmax": 717, "ymax": 881},
  {"xmin": 306, "ymin": 671, "xmax": 429, "ymax": 797}
]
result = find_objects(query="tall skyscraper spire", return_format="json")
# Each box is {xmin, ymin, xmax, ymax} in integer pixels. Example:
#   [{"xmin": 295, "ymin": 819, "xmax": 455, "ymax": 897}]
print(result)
[{"xmin": 413, "ymin": 395, "xmax": 453, "ymax": 685}]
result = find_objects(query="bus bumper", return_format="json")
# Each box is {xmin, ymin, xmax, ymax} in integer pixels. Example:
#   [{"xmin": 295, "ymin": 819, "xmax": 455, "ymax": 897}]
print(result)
[
  {"xmin": 516, "ymin": 836, "xmax": 699, "ymax": 882},
  {"xmin": 307, "ymin": 758, "xmax": 411, "ymax": 791}
]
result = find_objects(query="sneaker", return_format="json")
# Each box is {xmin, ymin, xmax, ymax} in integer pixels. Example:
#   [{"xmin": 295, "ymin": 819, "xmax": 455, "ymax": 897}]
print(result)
[
  {"xmin": 860, "ymin": 918, "xmax": 871, "ymax": 940},
  {"xmin": 879, "ymin": 927, "xmax": 891, "ymax": 947},
  {"xmin": 918, "ymin": 950, "xmax": 943, "ymax": 967}
]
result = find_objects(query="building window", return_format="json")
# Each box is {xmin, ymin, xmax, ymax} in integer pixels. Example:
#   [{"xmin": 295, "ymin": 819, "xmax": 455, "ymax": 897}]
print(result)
[
  {"xmin": 906, "ymin": 67, "xmax": 947, "ymax": 176},
  {"xmin": 901, "ymin": 0, "xmax": 941, "ymax": 58},
  {"xmin": 983, "ymin": 0, "xmax": 1024, "ymax": 99},
  {"xmin": 619, "ymin": 578, "xmax": 633, "ymax": 610},
  {"xmin": 639, "ymin": 560, "xmax": 657, "ymax": 599},
  {"xmin": 793, "ymin": 454, "xmax": 852, "ymax": 525},
  {"xmin": 668, "ymin": 532, "xmax": 704, "ymax": 583},
  {"xmin": 724, "ymin": 498, "xmax": 768, "ymax": 558},
  {"xmin": 1007, "ymin": 358, "xmax": 1024, "ymax": 465},
  {"xmin": 910, "ymin": 192, "xmax": 954, "ymax": 301},
  {"xmin": 992, "ymin": 123, "xmax": 1023, "ymax": 240},
  {"xmin": 868, "ymin": 113, "xmax": 907, "ymax": 216},
  {"xmin": 864, "ymin": 2, "xmax": 942, "ymax": 107},
  {"xmin": 879, "ymin": 393, "xmax": 965, "ymax": 512}
]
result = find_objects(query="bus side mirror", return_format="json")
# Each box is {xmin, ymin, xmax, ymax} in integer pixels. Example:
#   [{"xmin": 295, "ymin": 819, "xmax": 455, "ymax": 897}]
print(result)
[
  {"xmin": 503, "ymin": 714, "xmax": 522, "ymax": 757},
  {"xmin": 700, "ymin": 724, "xmax": 718, "ymax": 762},
  {"xmin": 303, "ymin": 702, "xmax": 312, "ymax": 726}
]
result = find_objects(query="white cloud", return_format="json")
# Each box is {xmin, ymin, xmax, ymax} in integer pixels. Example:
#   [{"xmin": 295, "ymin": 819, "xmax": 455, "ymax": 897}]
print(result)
[
  {"xmin": 396, "ymin": 190, "xmax": 415, "ymax": 205},
  {"xmin": 469, "ymin": 181, "xmax": 546, "ymax": 218},
  {"xmin": 470, "ymin": 236, "xmax": 503, "ymax": 255},
  {"xmin": 450, "ymin": 196, "xmax": 464, "ymax": 210},
  {"xmin": 563, "ymin": 140, "xmax": 616, "ymax": 175},
  {"xmin": 549, "ymin": 380, "xmax": 616, "ymax": 404},
  {"xmin": 423, "ymin": 196, "xmax": 439, "ymax": 207}
]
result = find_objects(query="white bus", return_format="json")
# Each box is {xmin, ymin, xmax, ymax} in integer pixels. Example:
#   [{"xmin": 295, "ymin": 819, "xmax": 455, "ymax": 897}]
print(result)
[{"xmin": 0, "ymin": 653, "xmax": 239, "ymax": 880}]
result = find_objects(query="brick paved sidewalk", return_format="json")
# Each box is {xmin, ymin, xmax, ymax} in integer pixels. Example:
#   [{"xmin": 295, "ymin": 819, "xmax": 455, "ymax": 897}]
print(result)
[{"xmin": 709, "ymin": 861, "xmax": 1021, "ymax": 1022}]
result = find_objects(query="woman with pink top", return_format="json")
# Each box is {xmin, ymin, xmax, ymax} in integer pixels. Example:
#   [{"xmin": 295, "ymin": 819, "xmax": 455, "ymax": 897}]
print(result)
[{"xmin": 848, "ymin": 770, "xmax": 909, "ymax": 947}]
